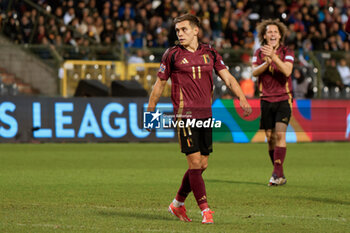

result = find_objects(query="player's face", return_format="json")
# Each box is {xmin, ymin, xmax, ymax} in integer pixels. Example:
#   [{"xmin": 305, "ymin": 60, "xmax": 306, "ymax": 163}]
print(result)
[
  {"xmin": 175, "ymin": 20, "xmax": 198, "ymax": 47},
  {"xmin": 264, "ymin": 25, "xmax": 281, "ymax": 48}
]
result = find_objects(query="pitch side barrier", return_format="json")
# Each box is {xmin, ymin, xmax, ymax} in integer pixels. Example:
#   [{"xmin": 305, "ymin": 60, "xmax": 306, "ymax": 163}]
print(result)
[{"xmin": 0, "ymin": 97, "xmax": 349, "ymax": 143}]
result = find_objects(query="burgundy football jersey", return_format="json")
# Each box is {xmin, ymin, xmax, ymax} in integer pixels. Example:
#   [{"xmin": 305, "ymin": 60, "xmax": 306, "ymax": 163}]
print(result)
[
  {"xmin": 157, "ymin": 44, "xmax": 227, "ymax": 118},
  {"xmin": 252, "ymin": 45, "xmax": 294, "ymax": 102}
]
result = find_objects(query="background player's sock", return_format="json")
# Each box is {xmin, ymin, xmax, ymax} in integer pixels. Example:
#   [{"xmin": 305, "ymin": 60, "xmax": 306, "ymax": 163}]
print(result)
[
  {"xmin": 189, "ymin": 169, "xmax": 208, "ymax": 211},
  {"xmin": 269, "ymin": 150, "xmax": 274, "ymax": 165},
  {"xmin": 176, "ymin": 169, "xmax": 191, "ymax": 202},
  {"xmin": 273, "ymin": 147, "xmax": 286, "ymax": 177}
]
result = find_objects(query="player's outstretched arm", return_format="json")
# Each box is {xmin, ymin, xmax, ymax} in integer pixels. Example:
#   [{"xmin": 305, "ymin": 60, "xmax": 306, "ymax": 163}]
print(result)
[
  {"xmin": 147, "ymin": 77, "xmax": 167, "ymax": 112},
  {"xmin": 218, "ymin": 69, "xmax": 252, "ymax": 117}
]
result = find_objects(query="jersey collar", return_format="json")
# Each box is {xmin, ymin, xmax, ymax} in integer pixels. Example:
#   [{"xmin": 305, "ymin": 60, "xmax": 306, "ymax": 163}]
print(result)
[{"xmin": 180, "ymin": 43, "xmax": 202, "ymax": 52}]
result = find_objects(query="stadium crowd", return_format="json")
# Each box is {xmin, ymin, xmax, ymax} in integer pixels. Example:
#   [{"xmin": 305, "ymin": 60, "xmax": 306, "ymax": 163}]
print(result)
[
  {"xmin": 0, "ymin": 0, "xmax": 350, "ymax": 98},
  {"xmin": 1, "ymin": 0, "xmax": 349, "ymax": 51}
]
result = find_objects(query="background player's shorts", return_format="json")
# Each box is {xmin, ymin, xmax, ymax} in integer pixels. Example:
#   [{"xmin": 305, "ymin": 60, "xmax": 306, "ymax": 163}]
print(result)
[
  {"xmin": 260, "ymin": 100, "xmax": 292, "ymax": 130},
  {"xmin": 178, "ymin": 118, "xmax": 213, "ymax": 156}
]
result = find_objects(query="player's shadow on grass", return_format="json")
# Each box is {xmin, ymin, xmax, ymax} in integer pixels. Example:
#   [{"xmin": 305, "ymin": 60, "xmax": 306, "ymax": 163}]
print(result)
[
  {"xmin": 97, "ymin": 210, "xmax": 177, "ymax": 221},
  {"xmin": 206, "ymin": 179, "xmax": 265, "ymax": 186},
  {"xmin": 294, "ymin": 196, "xmax": 350, "ymax": 205}
]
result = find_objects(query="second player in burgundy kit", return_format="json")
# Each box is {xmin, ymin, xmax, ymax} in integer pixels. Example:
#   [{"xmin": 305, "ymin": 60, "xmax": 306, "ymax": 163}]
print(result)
[
  {"xmin": 146, "ymin": 14, "xmax": 251, "ymax": 224},
  {"xmin": 252, "ymin": 19, "xmax": 294, "ymax": 186}
]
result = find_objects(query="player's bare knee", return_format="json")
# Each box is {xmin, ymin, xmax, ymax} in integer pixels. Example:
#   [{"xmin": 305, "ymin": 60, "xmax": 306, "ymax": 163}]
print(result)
[
  {"xmin": 275, "ymin": 132, "xmax": 285, "ymax": 142},
  {"xmin": 189, "ymin": 160, "xmax": 202, "ymax": 169},
  {"xmin": 201, "ymin": 163, "xmax": 208, "ymax": 170}
]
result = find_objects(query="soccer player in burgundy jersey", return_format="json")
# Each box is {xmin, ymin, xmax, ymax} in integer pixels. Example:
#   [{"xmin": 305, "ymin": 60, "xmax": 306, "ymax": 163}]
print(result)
[
  {"xmin": 252, "ymin": 19, "xmax": 294, "ymax": 186},
  {"xmin": 146, "ymin": 14, "xmax": 252, "ymax": 224}
]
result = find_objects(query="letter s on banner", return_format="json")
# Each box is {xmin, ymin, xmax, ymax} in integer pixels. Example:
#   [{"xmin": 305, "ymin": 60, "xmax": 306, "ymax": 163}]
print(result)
[{"xmin": 0, "ymin": 102, "xmax": 18, "ymax": 138}]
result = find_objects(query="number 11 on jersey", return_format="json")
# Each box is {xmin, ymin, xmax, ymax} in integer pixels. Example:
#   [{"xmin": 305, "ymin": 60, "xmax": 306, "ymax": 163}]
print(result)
[{"xmin": 192, "ymin": 66, "xmax": 201, "ymax": 79}]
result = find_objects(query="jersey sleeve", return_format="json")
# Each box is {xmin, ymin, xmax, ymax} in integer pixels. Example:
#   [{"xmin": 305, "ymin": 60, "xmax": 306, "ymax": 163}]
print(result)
[
  {"xmin": 157, "ymin": 48, "xmax": 173, "ymax": 81},
  {"xmin": 283, "ymin": 48, "xmax": 295, "ymax": 64},
  {"xmin": 252, "ymin": 49, "xmax": 262, "ymax": 66},
  {"xmin": 212, "ymin": 49, "xmax": 227, "ymax": 74}
]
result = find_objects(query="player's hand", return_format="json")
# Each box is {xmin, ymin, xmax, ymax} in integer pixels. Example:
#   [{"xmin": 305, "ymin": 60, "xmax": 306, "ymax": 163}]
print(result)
[
  {"xmin": 261, "ymin": 45, "xmax": 275, "ymax": 59},
  {"xmin": 264, "ymin": 56, "xmax": 272, "ymax": 64},
  {"xmin": 240, "ymin": 99, "xmax": 252, "ymax": 117}
]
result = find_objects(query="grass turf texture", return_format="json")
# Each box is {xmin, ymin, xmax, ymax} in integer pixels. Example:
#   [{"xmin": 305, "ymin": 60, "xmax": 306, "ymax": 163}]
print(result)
[{"xmin": 0, "ymin": 143, "xmax": 349, "ymax": 233}]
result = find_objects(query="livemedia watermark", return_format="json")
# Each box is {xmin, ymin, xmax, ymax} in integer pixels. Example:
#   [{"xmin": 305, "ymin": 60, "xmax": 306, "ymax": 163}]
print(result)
[{"xmin": 143, "ymin": 110, "xmax": 222, "ymax": 129}]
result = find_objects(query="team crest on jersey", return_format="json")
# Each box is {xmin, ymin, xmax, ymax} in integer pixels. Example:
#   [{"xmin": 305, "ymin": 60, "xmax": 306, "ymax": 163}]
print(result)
[
  {"xmin": 202, "ymin": 54, "xmax": 210, "ymax": 64},
  {"xmin": 159, "ymin": 63, "xmax": 166, "ymax": 73},
  {"xmin": 180, "ymin": 58, "xmax": 189, "ymax": 64}
]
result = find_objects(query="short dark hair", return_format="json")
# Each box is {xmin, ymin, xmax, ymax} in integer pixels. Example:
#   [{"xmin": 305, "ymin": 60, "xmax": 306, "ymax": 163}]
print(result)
[
  {"xmin": 256, "ymin": 19, "xmax": 288, "ymax": 46},
  {"xmin": 173, "ymin": 14, "xmax": 200, "ymax": 28}
]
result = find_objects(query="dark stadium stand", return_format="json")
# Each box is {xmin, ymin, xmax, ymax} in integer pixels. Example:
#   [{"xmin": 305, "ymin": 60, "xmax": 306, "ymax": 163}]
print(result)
[{"xmin": 0, "ymin": 67, "xmax": 39, "ymax": 96}]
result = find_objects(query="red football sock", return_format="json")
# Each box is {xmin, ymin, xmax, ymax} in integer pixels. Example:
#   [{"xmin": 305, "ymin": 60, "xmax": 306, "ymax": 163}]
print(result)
[
  {"xmin": 189, "ymin": 169, "xmax": 208, "ymax": 211},
  {"xmin": 176, "ymin": 169, "xmax": 191, "ymax": 202},
  {"xmin": 175, "ymin": 168, "xmax": 207, "ymax": 203},
  {"xmin": 269, "ymin": 150, "xmax": 274, "ymax": 165},
  {"xmin": 273, "ymin": 147, "xmax": 286, "ymax": 177}
]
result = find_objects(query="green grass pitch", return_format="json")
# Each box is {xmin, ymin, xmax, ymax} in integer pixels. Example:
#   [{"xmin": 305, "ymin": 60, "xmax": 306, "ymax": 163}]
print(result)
[{"xmin": 0, "ymin": 142, "xmax": 349, "ymax": 233}]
